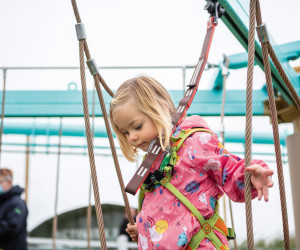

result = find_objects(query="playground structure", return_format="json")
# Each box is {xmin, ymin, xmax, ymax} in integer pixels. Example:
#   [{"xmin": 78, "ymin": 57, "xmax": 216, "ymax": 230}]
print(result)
[{"xmin": 1, "ymin": 0, "xmax": 300, "ymax": 249}]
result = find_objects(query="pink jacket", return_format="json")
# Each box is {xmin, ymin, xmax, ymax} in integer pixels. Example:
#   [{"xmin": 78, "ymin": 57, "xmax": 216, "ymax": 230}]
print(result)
[{"xmin": 136, "ymin": 116, "xmax": 268, "ymax": 249}]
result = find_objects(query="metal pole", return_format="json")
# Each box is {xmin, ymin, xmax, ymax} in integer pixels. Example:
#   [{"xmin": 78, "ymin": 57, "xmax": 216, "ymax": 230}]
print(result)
[
  {"xmin": 24, "ymin": 135, "xmax": 30, "ymax": 204},
  {"xmin": 52, "ymin": 117, "xmax": 63, "ymax": 250},
  {"xmin": 182, "ymin": 66, "xmax": 186, "ymax": 96},
  {"xmin": 0, "ymin": 69, "xmax": 7, "ymax": 166}
]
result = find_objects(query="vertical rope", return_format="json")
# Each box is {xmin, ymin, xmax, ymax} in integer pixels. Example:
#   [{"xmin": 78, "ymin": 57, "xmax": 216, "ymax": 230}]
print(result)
[
  {"xmin": 255, "ymin": 1, "xmax": 290, "ymax": 249},
  {"xmin": 52, "ymin": 117, "xmax": 63, "ymax": 250},
  {"xmin": 79, "ymin": 40, "xmax": 107, "ymax": 249},
  {"xmin": 0, "ymin": 69, "xmax": 7, "ymax": 167},
  {"xmin": 24, "ymin": 135, "xmax": 30, "ymax": 204},
  {"xmin": 93, "ymin": 74, "xmax": 135, "ymax": 225},
  {"xmin": 228, "ymin": 199, "xmax": 238, "ymax": 250},
  {"xmin": 220, "ymin": 60, "xmax": 228, "ymax": 226},
  {"xmin": 71, "ymin": 0, "xmax": 134, "ymax": 225},
  {"xmin": 86, "ymin": 85, "xmax": 96, "ymax": 250},
  {"xmin": 71, "ymin": 1, "xmax": 134, "ymax": 247},
  {"xmin": 243, "ymin": 0, "xmax": 257, "ymax": 249},
  {"xmin": 220, "ymin": 58, "xmax": 238, "ymax": 250}
]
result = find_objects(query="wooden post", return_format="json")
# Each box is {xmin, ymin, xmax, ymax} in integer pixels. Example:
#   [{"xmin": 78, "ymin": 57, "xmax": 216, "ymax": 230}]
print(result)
[{"xmin": 286, "ymin": 116, "xmax": 300, "ymax": 249}]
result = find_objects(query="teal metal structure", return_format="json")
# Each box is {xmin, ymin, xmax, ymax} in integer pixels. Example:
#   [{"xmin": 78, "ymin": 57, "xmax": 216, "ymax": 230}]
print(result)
[
  {"xmin": 0, "ymin": 89, "xmax": 269, "ymax": 117},
  {"xmin": 0, "ymin": 119, "xmax": 290, "ymax": 146},
  {"xmin": 0, "ymin": 0, "xmax": 299, "ymax": 142},
  {"xmin": 219, "ymin": 0, "xmax": 300, "ymax": 105}
]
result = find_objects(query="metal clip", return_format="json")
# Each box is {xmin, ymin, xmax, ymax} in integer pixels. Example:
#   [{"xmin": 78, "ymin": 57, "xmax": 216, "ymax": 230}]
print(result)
[
  {"xmin": 75, "ymin": 23, "xmax": 86, "ymax": 40},
  {"xmin": 221, "ymin": 66, "xmax": 228, "ymax": 76},
  {"xmin": 86, "ymin": 59, "xmax": 99, "ymax": 76},
  {"xmin": 256, "ymin": 23, "xmax": 269, "ymax": 43},
  {"xmin": 218, "ymin": 124, "xmax": 225, "ymax": 144}
]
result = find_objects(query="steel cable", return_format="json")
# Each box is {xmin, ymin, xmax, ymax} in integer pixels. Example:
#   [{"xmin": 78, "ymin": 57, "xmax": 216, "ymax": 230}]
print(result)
[
  {"xmin": 0, "ymin": 69, "xmax": 7, "ymax": 166},
  {"xmin": 70, "ymin": 0, "xmax": 134, "ymax": 228},
  {"xmin": 79, "ymin": 40, "xmax": 107, "ymax": 249},
  {"xmin": 243, "ymin": 0, "xmax": 257, "ymax": 249},
  {"xmin": 255, "ymin": 1, "xmax": 290, "ymax": 249}
]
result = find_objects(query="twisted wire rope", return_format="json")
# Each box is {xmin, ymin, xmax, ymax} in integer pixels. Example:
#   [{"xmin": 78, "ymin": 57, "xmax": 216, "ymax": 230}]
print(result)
[
  {"xmin": 243, "ymin": 0, "xmax": 257, "ymax": 248},
  {"xmin": 256, "ymin": 1, "xmax": 290, "ymax": 248}
]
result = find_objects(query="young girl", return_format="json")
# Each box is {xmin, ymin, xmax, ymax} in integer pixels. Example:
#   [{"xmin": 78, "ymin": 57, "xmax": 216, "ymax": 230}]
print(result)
[{"xmin": 109, "ymin": 76, "xmax": 274, "ymax": 249}]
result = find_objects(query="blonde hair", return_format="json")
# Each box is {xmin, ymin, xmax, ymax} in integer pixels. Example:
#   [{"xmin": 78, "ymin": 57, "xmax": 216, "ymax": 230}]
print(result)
[{"xmin": 109, "ymin": 76, "xmax": 176, "ymax": 162}]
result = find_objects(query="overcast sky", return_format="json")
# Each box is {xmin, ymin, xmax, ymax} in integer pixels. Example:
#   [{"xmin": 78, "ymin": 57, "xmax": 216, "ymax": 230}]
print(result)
[{"xmin": 0, "ymin": 0, "xmax": 300, "ymax": 245}]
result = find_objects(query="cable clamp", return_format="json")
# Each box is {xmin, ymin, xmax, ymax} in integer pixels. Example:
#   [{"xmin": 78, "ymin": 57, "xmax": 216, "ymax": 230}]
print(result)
[
  {"xmin": 221, "ymin": 55, "xmax": 229, "ymax": 76},
  {"xmin": 218, "ymin": 124, "xmax": 225, "ymax": 144},
  {"xmin": 256, "ymin": 23, "xmax": 269, "ymax": 43},
  {"xmin": 86, "ymin": 59, "xmax": 99, "ymax": 76},
  {"xmin": 221, "ymin": 66, "xmax": 228, "ymax": 76},
  {"xmin": 75, "ymin": 23, "xmax": 86, "ymax": 40}
]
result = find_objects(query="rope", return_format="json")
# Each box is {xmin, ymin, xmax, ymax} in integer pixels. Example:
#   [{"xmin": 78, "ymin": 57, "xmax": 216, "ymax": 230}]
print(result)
[
  {"xmin": 79, "ymin": 39, "xmax": 107, "ymax": 249},
  {"xmin": 70, "ymin": 0, "xmax": 135, "ymax": 229},
  {"xmin": 267, "ymin": 43, "xmax": 300, "ymax": 109},
  {"xmin": 243, "ymin": 0, "xmax": 256, "ymax": 248},
  {"xmin": 86, "ymin": 85, "xmax": 96, "ymax": 250},
  {"xmin": 52, "ymin": 117, "xmax": 63, "ymax": 250},
  {"xmin": 255, "ymin": 1, "xmax": 290, "ymax": 249},
  {"xmin": 0, "ymin": 69, "xmax": 7, "ymax": 167},
  {"xmin": 92, "ymin": 75, "xmax": 135, "ymax": 225},
  {"xmin": 71, "ymin": 0, "xmax": 114, "ymax": 98},
  {"xmin": 86, "ymin": 177, "xmax": 92, "ymax": 250},
  {"xmin": 228, "ymin": 198, "xmax": 238, "ymax": 250},
  {"xmin": 219, "ymin": 57, "xmax": 238, "ymax": 250}
]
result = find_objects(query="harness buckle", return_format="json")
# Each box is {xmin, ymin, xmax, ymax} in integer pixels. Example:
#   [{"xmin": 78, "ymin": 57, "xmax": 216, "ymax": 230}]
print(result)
[
  {"xmin": 227, "ymin": 228, "xmax": 236, "ymax": 240},
  {"xmin": 202, "ymin": 223, "xmax": 212, "ymax": 234},
  {"xmin": 153, "ymin": 170, "xmax": 165, "ymax": 182},
  {"xmin": 142, "ymin": 172, "xmax": 156, "ymax": 191}
]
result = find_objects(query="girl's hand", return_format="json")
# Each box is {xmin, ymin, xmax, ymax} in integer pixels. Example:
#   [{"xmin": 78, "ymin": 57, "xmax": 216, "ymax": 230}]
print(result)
[
  {"xmin": 246, "ymin": 164, "xmax": 274, "ymax": 202},
  {"xmin": 126, "ymin": 223, "xmax": 138, "ymax": 242}
]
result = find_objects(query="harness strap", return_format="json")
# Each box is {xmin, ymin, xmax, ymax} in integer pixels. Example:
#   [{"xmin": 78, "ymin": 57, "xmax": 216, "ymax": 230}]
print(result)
[
  {"xmin": 125, "ymin": 17, "xmax": 217, "ymax": 195},
  {"xmin": 160, "ymin": 177, "xmax": 229, "ymax": 250}
]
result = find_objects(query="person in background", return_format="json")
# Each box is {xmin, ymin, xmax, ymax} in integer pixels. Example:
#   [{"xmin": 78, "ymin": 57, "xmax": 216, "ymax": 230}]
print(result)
[{"xmin": 0, "ymin": 168, "xmax": 28, "ymax": 250}]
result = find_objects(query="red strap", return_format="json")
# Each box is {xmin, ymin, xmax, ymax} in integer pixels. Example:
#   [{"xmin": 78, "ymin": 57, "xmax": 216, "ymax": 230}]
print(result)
[{"xmin": 125, "ymin": 17, "xmax": 217, "ymax": 195}]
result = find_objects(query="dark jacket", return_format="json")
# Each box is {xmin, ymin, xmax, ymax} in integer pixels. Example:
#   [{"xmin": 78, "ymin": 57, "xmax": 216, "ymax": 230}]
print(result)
[{"xmin": 0, "ymin": 185, "xmax": 28, "ymax": 250}]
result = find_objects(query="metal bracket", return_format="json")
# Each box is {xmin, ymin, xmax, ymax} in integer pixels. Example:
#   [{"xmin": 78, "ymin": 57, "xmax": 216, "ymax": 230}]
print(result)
[
  {"xmin": 256, "ymin": 23, "xmax": 269, "ymax": 43},
  {"xmin": 204, "ymin": 0, "xmax": 225, "ymax": 24},
  {"xmin": 75, "ymin": 23, "xmax": 86, "ymax": 40},
  {"xmin": 86, "ymin": 59, "xmax": 99, "ymax": 76}
]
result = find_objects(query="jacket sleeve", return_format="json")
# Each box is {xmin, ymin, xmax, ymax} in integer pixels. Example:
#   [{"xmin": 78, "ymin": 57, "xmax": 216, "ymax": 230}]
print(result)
[
  {"xmin": 0, "ymin": 198, "xmax": 28, "ymax": 239},
  {"xmin": 183, "ymin": 131, "xmax": 269, "ymax": 202}
]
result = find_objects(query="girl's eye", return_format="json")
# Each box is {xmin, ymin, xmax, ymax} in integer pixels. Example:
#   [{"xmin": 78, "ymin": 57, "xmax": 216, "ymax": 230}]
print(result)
[{"xmin": 135, "ymin": 124, "xmax": 142, "ymax": 130}]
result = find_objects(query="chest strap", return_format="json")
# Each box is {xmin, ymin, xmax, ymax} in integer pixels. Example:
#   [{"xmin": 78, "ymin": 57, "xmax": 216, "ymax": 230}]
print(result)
[{"xmin": 160, "ymin": 175, "xmax": 231, "ymax": 250}]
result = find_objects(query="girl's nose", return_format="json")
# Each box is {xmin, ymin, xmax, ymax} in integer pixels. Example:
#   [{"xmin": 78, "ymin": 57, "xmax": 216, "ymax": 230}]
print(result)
[{"xmin": 128, "ymin": 132, "xmax": 138, "ymax": 142}]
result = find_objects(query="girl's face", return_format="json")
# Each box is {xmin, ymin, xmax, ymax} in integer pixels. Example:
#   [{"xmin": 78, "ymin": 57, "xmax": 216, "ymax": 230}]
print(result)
[{"xmin": 113, "ymin": 103, "xmax": 158, "ymax": 152}]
